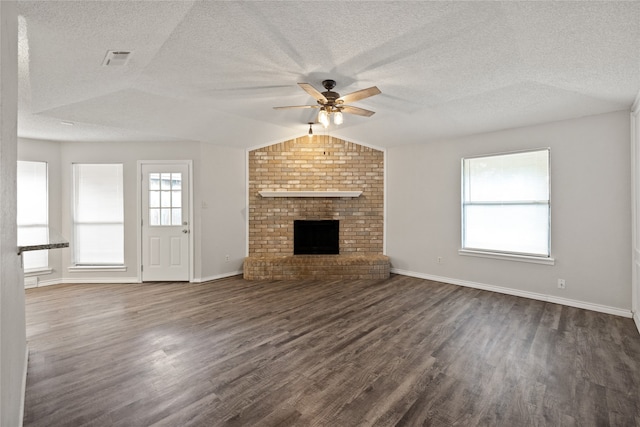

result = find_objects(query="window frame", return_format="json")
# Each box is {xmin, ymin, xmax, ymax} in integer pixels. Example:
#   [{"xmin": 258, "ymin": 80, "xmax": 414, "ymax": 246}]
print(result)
[
  {"xmin": 460, "ymin": 148, "xmax": 554, "ymax": 265},
  {"xmin": 72, "ymin": 163, "xmax": 125, "ymax": 267},
  {"xmin": 17, "ymin": 160, "xmax": 50, "ymax": 272}
]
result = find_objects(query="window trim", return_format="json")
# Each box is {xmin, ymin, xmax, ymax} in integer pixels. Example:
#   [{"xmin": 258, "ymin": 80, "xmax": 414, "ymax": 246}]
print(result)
[
  {"xmin": 72, "ymin": 163, "xmax": 125, "ymax": 266},
  {"xmin": 461, "ymin": 148, "xmax": 552, "ymax": 261},
  {"xmin": 17, "ymin": 160, "xmax": 49, "ymax": 271}
]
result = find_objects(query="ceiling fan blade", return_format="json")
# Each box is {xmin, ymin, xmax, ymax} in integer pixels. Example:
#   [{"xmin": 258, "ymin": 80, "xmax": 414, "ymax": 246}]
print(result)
[
  {"xmin": 337, "ymin": 86, "xmax": 381, "ymax": 104},
  {"xmin": 273, "ymin": 105, "xmax": 319, "ymax": 110},
  {"xmin": 298, "ymin": 83, "xmax": 328, "ymax": 103},
  {"xmin": 342, "ymin": 105, "xmax": 376, "ymax": 117}
]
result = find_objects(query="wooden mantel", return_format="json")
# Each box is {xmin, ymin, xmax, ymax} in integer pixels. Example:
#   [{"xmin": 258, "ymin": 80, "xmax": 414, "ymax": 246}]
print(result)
[{"xmin": 258, "ymin": 191, "xmax": 362, "ymax": 198}]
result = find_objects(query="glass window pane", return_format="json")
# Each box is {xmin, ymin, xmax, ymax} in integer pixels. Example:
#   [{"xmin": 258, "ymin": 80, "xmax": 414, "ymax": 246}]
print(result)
[
  {"xmin": 464, "ymin": 150, "xmax": 549, "ymax": 202},
  {"xmin": 160, "ymin": 209, "xmax": 171, "ymax": 226},
  {"xmin": 75, "ymin": 224, "xmax": 124, "ymax": 265},
  {"xmin": 149, "ymin": 208, "xmax": 160, "ymax": 226},
  {"xmin": 73, "ymin": 164, "xmax": 124, "ymax": 265},
  {"xmin": 464, "ymin": 204, "xmax": 549, "ymax": 255},
  {"xmin": 149, "ymin": 173, "xmax": 160, "ymax": 190},
  {"xmin": 462, "ymin": 149, "xmax": 550, "ymax": 257},
  {"xmin": 161, "ymin": 191, "xmax": 171, "ymax": 207},
  {"xmin": 172, "ymin": 191, "xmax": 181, "ymax": 208},
  {"xmin": 161, "ymin": 173, "xmax": 171, "ymax": 190},
  {"xmin": 17, "ymin": 161, "xmax": 49, "ymax": 270},
  {"xmin": 74, "ymin": 164, "xmax": 123, "ymax": 222},
  {"xmin": 23, "ymin": 250, "xmax": 48, "ymax": 271},
  {"xmin": 171, "ymin": 173, "xmax": 182, "ymax": 190},
  {"xmin": 17, "ymin": 161, "xmax": 48, "ymax": 226},
  {"xmin": 149, "ymin": 190, "xmax": 160, "ymax": 208},
  {"xmin": 172, "ymin": 209, "xmax": 182, "ymax": 226}
]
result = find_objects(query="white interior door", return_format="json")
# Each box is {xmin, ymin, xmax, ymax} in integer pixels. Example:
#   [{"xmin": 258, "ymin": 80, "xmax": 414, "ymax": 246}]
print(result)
[{"xmin": 141, "ymin": 163, "xmax": 190, "ymax": 281}]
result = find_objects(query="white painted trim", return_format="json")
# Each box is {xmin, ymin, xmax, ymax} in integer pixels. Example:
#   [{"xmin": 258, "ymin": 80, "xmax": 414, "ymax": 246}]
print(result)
[
  {"xmin": 36, "ymin": 277, "xmax": 139, "ymax": 287},
  {"xmin": 68, "ymin": 265, "xmax": 127, "ymax": 273},
  {"xmin": 24, "ymin": 276, "xmax": 38, "ymax": 289},
  {"xmin": 383, "ymin": 146, "xmax": 387, "ymax": 256},
  {"xmin": 458, "ymin": 249, "xmax": 555, "ymax": 265},
  {"xmin": 245, "ymin": 148, "xmax": 250, "ymax": 258},
  {"xmin": 137, "ymin": 160, "xmax": 194, "ymax": 283},
  {"xmin": 631, "ymin": 110, "xmax": 640, "ymax": 325},
  {"xmin": 24, "ymin": 267, "xmax": 52, "ymax": 276},
  {"xmin": 631, "ymin": 90, "xmax": 640, "ymax": 113},
  {"xmin": 391, "ymin": 268, "xmax": 633, "ymax": 318},
  {"xmin": 634, "ymin": 311, "xmax": 640, "ymax": 336},
  {"xmin": 259, "ymin": 190, "xmax": 362, "ymax": 198},
  {"xmin": 19, "ymin": 345, "xmax": 29, "ymax": 427},
  {"xmin": 192, "ymin": 271, "xmax": 243, "ymax": 283}
]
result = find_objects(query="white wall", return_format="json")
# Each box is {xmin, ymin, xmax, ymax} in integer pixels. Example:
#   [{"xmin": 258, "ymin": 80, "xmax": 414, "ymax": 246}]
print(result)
[
  {"xmin": 0, "ymin": 3, "xmax": 26, "ymax": 425},
  {"xmin": 631, "ymin": 105, "xmax": 640, "ymax": 331},
  {"xmin": 199, "ymin": 143, "xmax": 246, "ymax": 280},
  {"xmin": 387, "ymin": 111, "xmax": 632, "ymax": 314},
  {"xmin": 17, "ymin": 139, "xmax": 246, "ymax": 285}
]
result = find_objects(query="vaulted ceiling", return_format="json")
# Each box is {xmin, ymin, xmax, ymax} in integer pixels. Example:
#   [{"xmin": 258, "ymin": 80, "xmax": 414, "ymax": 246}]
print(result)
[{"xmin": 16, "ymin": 1, "xmax": 640, "ymax": 148}]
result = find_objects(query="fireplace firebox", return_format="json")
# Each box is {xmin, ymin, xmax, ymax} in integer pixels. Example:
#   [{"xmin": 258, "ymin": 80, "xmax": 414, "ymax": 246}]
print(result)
[{"xmin": 294, "ymin": 220, "xmax": 339, "ymax": 255}]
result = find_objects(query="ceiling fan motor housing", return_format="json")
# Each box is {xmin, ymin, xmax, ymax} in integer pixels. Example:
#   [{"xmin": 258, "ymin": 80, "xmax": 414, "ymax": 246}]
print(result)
[{"xmin": 320, "ymin": 80, "xmax": 341, "ymax": 107}]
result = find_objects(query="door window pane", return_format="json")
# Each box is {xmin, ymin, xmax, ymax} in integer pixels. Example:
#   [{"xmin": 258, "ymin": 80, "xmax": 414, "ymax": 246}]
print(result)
[{"xmin": 148, "ymin": 172, "xmax": 183, "ymax": 227}]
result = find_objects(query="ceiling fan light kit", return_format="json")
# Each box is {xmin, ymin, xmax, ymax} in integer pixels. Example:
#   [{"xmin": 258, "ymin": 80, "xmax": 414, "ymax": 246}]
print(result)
[{"xmin": 274, "ymin": 79, "xmax": 381, "ymax": 129}]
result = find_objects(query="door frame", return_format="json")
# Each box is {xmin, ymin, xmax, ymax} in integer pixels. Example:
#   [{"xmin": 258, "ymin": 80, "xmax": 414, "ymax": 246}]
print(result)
[{"xmin": 137, "ymin": 160, "xmax": 194, "ymax": 282}]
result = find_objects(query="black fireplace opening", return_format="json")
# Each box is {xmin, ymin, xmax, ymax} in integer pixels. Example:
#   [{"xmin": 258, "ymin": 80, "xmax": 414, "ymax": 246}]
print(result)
[{"xmin": 294, "ymin": 220, "xmax": 339, "ymax": 255}]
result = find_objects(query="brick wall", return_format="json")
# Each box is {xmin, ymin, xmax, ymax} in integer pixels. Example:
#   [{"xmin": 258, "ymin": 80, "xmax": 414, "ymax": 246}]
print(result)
[{"xmin": 248, "ymin": 135, "xmax": 384, "ymax": 256}]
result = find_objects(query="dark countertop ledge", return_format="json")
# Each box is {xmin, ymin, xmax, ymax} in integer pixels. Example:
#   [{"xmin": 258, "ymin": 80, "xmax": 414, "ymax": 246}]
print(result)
[{"xmin": 18, "ymin": 228, "xmax": 69, "ymax": 255}]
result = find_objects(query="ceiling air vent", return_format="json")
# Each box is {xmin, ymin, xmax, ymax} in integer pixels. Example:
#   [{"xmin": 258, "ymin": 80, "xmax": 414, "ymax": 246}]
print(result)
[{"xmin": 102, "ymin": 50, "xmax": 132, "ymax": 66}]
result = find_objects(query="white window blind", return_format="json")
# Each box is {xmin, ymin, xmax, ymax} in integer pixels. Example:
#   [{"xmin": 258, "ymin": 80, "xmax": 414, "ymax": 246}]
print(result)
[
  {"xmin": 462, "ymin": 149, "xmax": 550, "ymax": 257},
  {"xmin": 17, "ymin": 161, "xmax": 48, "ymax": 270},
  {"xmin": 73, "ymin": 164, "xmax": 124, "ymax": 265}
]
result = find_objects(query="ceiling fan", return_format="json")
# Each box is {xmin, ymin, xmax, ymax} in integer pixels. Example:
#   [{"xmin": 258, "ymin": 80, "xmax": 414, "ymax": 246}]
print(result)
[{"xmin": 274, "ymin": 79, "xmax": 381, "ymax": 127}]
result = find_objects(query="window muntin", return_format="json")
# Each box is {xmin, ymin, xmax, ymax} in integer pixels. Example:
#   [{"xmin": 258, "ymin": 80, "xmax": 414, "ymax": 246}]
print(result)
[
  {"xmin": 17, "ymin": 161, "xmax": 48, "ymax": 270},
  {"xmin": 73, "ymin": 164, "xmax": 124, "ymax": 265},
  {"xmin": 462, "ymin": 149, "xmax": 550, "ymax": 257},
  {"xmin": 148, "ymin": 172, "xmax": 182, "ymax": 226}
]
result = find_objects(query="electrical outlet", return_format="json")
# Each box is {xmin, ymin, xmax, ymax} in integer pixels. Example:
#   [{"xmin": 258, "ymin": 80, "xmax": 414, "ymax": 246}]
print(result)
[
  {"xmin": 437, "ymin": 256, "xmax": 443, "ymax": 264},
  {"xmin": 225, "ymin": 254, "xmax": 230, "ymax": 262},
  {"xmin": 557, "ymin": 279, "xmax": 566, "ymax": 289}
]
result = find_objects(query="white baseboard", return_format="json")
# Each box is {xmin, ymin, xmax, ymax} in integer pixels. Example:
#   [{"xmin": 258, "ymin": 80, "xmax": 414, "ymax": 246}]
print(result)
[
  {"xmin": 391, "ymin": 268, "xmax": 633, "ymax": 319},
  {"xmin": 24, "ymin": 276, "xmax": 38, "ymax": 289},
  {"xmin": 36, "ymin": 272, "xmax": 245, "ymax": 287},
  {"xmin": 634, "ymin": 312, "xmax": 640, "ymax": 336},
  {"xmin": 36, "ymin": 277, "xmax": 139, "ymax": 287},
  {"xmin": 19, "ymin": 345, "xmax": 29, "ymax": 427},
  {"xmin": 193, "ymin": 271, "xmax": 243, "ymax": 283}
]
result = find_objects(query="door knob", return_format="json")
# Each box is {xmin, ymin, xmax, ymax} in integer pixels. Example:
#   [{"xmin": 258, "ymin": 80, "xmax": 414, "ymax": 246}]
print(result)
[{"xmin": 182, "ymin": 229, "xmax": 189, "ymax": 234}]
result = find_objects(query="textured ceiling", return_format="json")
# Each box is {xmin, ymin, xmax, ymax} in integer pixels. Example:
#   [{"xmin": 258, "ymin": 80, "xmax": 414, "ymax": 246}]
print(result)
[{"xmin": 17, "ymin": 1, "xmax": 640, "ymax": 148}]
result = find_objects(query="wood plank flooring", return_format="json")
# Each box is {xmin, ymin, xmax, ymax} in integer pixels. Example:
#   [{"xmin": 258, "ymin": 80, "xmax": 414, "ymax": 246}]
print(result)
[{"xmin": 23, "ymin": 275, "xmax": 640, "ymax": 426}]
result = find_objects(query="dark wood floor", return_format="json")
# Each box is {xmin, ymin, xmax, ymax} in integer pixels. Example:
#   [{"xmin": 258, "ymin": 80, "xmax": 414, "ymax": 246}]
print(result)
[{"xmin": 24, "ymin": 274, "xmax": 640, "ymax": 426}]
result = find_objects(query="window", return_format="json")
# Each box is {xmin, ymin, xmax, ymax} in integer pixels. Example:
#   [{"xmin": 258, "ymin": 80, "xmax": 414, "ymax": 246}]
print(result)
[
  {"xmin": 73, "ymin": 164, "xmax": 124, "ymax": 265},
  {"xmin": 461, "ymin": 149, "xmax": 550, "ymax": 258},
  {"xmin": 17, "ymin": 161, "xmax": 48, "ymax": 270},
  {"xmin": 148, "ymin": 172, "xmax": 182, "ymax": 226}
]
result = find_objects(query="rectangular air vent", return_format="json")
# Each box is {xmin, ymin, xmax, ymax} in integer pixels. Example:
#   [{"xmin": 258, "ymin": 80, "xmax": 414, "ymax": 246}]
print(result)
[{"xmin": 102, "ymin": 50, "xmax": 132, "ymax": 66}]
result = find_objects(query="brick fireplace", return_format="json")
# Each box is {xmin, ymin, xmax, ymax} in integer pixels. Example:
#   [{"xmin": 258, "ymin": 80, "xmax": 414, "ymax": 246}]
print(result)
[{"xmin": 244, "ymin": 135, "xmax": 389, "ymax": 280}]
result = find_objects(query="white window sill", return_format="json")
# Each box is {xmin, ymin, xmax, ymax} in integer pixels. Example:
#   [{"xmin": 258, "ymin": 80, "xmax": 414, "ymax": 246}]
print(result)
[
  {"xmin": 68, "ymin": 265, "xmax": 127, "ymax": 273},
  {"xmin": 458, "ymin": 249, "xmax": 555, "ymax": 265},
  {"xmin": 24, "ymin": 267, "xmax": 53, "ymax": 276}
]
